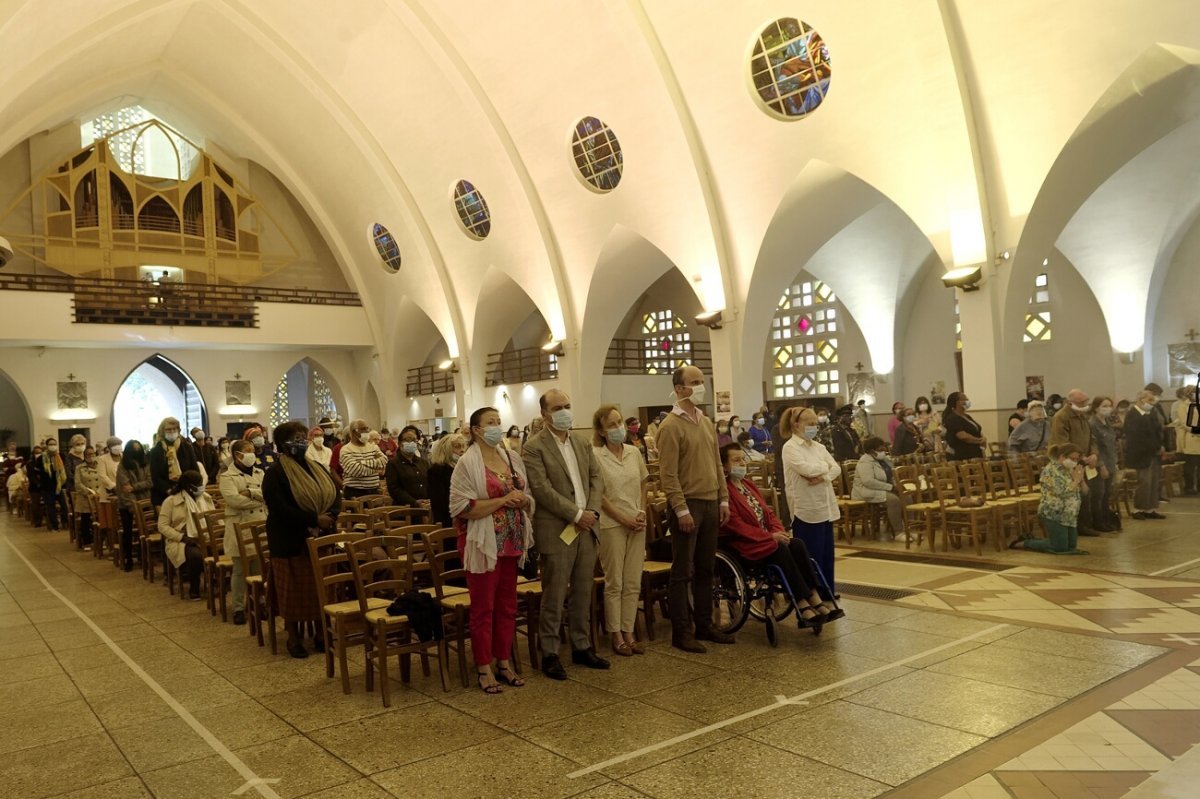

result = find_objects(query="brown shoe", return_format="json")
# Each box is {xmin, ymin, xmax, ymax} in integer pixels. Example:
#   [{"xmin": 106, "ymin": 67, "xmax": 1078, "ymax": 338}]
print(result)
[
  {"xmin": 629, "ymin": 640, "xmax": 646, "ymax": 655},
  {"xmin": 695, "ymin": 627, "xmax": 736, "ymax": 645},
  {"xmin": 672, "ymin": 634, "xmax": 707, "ymax": 654}
]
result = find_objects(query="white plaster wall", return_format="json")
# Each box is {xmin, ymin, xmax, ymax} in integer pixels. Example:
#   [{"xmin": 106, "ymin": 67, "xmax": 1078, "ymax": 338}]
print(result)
[
  {"xmin": 898, "ymin": 263, "xmax": 959, "ymax": 409},
  {"xmin": 1152, "ymin": 218, "xmax": 1200, "ymax": 391}
]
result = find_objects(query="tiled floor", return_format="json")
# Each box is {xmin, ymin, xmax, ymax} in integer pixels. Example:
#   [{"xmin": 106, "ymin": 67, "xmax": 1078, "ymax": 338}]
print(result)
[{"xmin": 1, "ymin": 497, "xmax": 1198, "ymax": 798}]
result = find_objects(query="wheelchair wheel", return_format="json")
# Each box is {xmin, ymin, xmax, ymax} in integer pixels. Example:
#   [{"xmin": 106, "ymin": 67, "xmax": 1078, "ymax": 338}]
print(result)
[
  {"xmin": 748, "ymin": 581, "xmax": 795, "ymax": 624},
  {"xmin": 712, "ymin": 549, "xmax": 751, "ymax": 634}
]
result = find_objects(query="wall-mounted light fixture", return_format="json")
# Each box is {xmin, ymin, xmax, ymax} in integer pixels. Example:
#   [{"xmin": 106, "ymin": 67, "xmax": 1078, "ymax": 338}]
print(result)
[
  {"xmin": 541, "ymin": 339, "xmax": 565, "ymax": 357},
  {"xmin": 219, "ymin": 405, "xmax": 258, "ymax": 417},
  {"xmin": 941, "ymin": 266, "xmax": 983, "ymax": 292},
  {"xmin": 695, "ymin": 310, "xmax": 724, "ymax": 330},
  {"xmin": 1118, "ymin": 351, "xmax": 1137, "ymax": 365},
  {"xmin": 437, "ymin": 358, "xmax": 458, "ymax": 373}
]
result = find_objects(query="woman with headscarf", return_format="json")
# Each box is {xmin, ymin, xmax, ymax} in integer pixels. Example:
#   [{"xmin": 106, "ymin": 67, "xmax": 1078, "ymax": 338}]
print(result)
[
  {"xmin": 115, "ymin": 439, "xmax": 151, "ymax": 571},
  {"xmin": 243, "ymin": 424, "xmax": 278, "ymax": 471},
  {"xmin": 157, "ymin": 469, "xmax": 215, "ymax": 599},
  {"xmin": 149, "ymin": 417, "xmax": 201, "ymax": 507},
  {"xmin": 263, "ymin": 420, "xmax": 340, "ymax": 658}
]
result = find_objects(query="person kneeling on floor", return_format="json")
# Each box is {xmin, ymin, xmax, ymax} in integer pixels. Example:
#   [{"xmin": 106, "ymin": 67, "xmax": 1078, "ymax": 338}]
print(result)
[
  {"xmin": 719, "ymin": 444, "xmax": 843, "ymax": 628},
  {"xmin": 1010, "ymin": 443, "xmax": 1089, "ymax": 556}
]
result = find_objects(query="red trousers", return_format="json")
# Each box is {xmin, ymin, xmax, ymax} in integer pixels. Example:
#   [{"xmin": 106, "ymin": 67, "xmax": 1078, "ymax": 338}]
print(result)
[{"xmin": 465, "ymin": 555, "xmax": 519, "ymax": 667}]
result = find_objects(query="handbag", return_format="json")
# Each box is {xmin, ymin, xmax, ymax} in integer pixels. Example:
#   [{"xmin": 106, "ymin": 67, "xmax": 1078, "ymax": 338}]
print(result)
[{"xmin": 499, "ymin": 447, "xmax": 539, "ymax": 579}]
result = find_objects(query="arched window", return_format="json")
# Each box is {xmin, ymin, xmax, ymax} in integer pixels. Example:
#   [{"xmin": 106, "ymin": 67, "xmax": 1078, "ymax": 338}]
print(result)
[
  {"xmin": 82, "ymin": 105, "xmax": 200, "ymax": 180},
  {"xmin": 955, "ymin": 300, "xmax": 962, "ymax": 351},
  {"xmin": 770, "ymin": 276, "xmax": 840, "ymax": 398},
  {"xmin": 270, "ymin": 361, "xmax": 340, "ymax": 431},
  {"xmin": 1024, "ymin": 272, "xmax": 1052, "ymax": 342},
  {"xmin": 270, "ymin": 375, "xmax": 289, "ymax": 431},
  {"xmin": 641, "ymin": 309, "xmax": 691, "ymax": 375}
]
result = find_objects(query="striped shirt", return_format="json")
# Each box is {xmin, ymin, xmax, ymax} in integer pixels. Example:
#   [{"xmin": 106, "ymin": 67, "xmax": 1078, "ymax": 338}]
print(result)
[{"xmin": 338, "ymin": 442, "xmax": 386, "ymax": 490}]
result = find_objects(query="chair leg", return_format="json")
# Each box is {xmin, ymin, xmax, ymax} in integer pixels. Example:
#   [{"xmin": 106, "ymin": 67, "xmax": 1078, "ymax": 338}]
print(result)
[
  {"xmin": 438, "ymin": 639, "xmax": 450, "ymax": 692},
  {"xmin": 642, "ymin": 576, "xmax": 657, "ymax": 641},
  {"xmin": 456, "ymin": 608, "xmax": 469, "ymax": 689},
  {"xmin": 377, "ymin": 627, "xmax": 392, "ymax": 708}
]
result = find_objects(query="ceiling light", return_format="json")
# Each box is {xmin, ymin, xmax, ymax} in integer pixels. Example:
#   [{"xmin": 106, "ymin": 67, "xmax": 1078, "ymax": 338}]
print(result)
[
  {"xmin": 695, "ymin": 310, "xmax": 724, "ymax": 329},
  {"xmin": 437, "ymin": 359, "xmax": 457, "ymax": 372},
  {"xmin": 941, "ymin": 266, "xmax": 983, "ymax": 292},
  {"xmin": 541, "ymin": 339, "xmax": 565, "ymax": 357}
]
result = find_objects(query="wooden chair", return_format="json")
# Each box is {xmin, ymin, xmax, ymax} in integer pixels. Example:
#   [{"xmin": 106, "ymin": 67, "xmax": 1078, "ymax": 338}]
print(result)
[
  {"xmin": 639, "ymin": 498, "xmax": 672, "ymax": 641},
  {"xmin": 424, "ymin": 528, "xmax": 474, "ymax": 687},
  {"xmin": 894, "ymin": 465, "xmax": 936, "ymax": 550},
  {"xmin": 357, "ymin": 493, "xmax": 392, "ymax": 509},
  {"xmin": 836, "ymin": 461, "xmax": 871, "ymax": 542},
  {"xmin": 86, "ymin": 494, "xmax": 107, "ymax": 560},
  {"xmin": 132, "ymin": 498, "xmax": 162, "ymax": 583},
  {"xmin": 370, "ymin": 506, "xmax": 431, "ymax": 530},
  {"xmin": 1164, "ymin": 461, "xmax": 1186, "ymax": 497},
  {"xmin": 992, "ymin": 460, "xmax": 1041, "ymax": 536},
  {"xmin": 335, "ymin": 513, "xmax": 371, "ymax": 533},
  {"xmin": 959, "ymin": 460, "xmax": 1010, "ymax": 550},
  {"xmin": 930, "ymin": 465, "xmax": 995, "ymax": 555},
  {"xmin": 234, "ymin": 520, "xmax": 274, "ymax": 652},
  {"xmin": 307, "ymin": 532, "xmax": 383, "ymax": 694},
  {"xmin": 197, "ymin": 509, "xmax": 233, "ymax": 621},
  {"xmin": 341, "ymin": 498, "xmax": 366, "ymax": 515}
]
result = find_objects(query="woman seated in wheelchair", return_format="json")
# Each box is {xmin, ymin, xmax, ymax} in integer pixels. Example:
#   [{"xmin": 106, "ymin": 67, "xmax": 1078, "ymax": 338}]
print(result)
[{"xmin": 719, "ymin": 444, "xmax": 844, "ymax": 628}]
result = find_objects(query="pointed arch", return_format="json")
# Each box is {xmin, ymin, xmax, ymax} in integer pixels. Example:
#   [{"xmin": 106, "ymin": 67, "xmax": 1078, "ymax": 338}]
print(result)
[
  {"xmin": 268, "ymin": 356, "xmax": 345, "ymax": 430},
  {"xmin": 0, "ymin": 366, "xmax": 34, "ymax": 448},
  {"xmin": 110, "ymin": 354, "xmax": 207, "ymax": 445}
]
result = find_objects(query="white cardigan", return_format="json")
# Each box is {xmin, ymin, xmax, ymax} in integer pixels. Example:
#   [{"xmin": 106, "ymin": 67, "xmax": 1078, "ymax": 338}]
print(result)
[
  {"xmin": 782, "ymin": 436, "xmax": 842, "ymax": 524},
  {"xmin": 157, "ymin": 491, "xmax": 215, "ymax": 567},
  {"xmin": 449, "ymin": 443, "xmax": 535, "ymax": 573}
]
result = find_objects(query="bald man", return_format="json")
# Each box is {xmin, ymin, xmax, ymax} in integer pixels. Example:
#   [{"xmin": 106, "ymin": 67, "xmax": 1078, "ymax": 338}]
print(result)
[{"xmin": 1049, "ymin": 388, "xmax": 1099, "ymax": 534}]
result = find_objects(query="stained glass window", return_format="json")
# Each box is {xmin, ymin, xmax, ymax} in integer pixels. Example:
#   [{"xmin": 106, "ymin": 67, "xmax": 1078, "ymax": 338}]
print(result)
[
  {"xmin": 81, "ymin": 105, "xmax": 199, "ymax": 180},
  {"xmin": 371, "ymin": 223, "xmax": 402, "ymax": 273},
  {"xmin": 770, "ymin": 277, "xmax": 840, "ymax": 398},
  {"xmin": 1024, "ymin": 272, "xmax": 1052, "ymax": 343},
  {"xmin": 453, "ymin": 180, "xmax": 491, "ymax": 239},
  {"xmin": 571, "ymin": 117, "xmax": 623, "ymax": 191},
  {"xmin": 270, "ymin": 375, "xmax": 289, "ymax": 431},
  {"xmin": 955, "ymin": 300, "xmax": 962, "ymax": 351},
  {"xmin": 750, "ymin": 18, "xmax": 832, "ymax": 120},
  {"xmin": 310, "ymin": 370, "xmax": 338, "ymax": 425},
  {"xmin": 642, "ymin": 310, "xmax": 691, "ymax": 375}
]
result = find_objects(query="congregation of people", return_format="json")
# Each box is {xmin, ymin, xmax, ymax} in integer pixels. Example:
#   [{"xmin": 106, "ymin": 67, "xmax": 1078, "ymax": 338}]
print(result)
[{"xmin": 1, "ymin": 373, "xmax": 1196, "ymax": 696}]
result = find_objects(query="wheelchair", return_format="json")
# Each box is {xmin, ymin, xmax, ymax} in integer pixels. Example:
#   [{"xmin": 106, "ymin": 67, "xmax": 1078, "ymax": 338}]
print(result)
[{"xmin": 711, "ymin": 545, "xmax": 837, "ymax": 647}]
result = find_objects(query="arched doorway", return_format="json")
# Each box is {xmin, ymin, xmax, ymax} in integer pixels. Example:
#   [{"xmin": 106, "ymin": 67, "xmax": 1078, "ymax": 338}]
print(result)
[
  {"xmin": 268, "ymin": 359, "xmax": 341, "ymax": 431},
  {"xmin": 111, "ymin": 355, "xmax": 207, "ymax": 445},
  {"xmin": 0, "ymin": 367, "xmax": 33, "ymax": 449}
]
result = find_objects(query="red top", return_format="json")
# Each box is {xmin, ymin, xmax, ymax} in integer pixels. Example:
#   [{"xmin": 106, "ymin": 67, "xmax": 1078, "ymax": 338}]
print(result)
[{"xmin": 720, "ymin": 477, "xmax": 785, "ymax": 561}]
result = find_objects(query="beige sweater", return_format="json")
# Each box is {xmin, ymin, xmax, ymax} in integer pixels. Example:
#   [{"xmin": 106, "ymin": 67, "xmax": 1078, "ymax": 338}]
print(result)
[{"xmin": 656, "ymin": 409, "xmax": 728, "ymax": 514}]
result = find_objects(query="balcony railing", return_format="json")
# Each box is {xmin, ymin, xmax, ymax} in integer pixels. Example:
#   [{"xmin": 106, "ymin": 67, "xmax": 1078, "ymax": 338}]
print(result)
[
  {"xmin": 485, "ymin": 347, "xmax": 558, "ymax": 386},
  {"xmin": 603, "ymin": 338, "xmax": 712, "ymax": 375},
  {"xmin": 0, "ymin": 272, "xmax": 361, "ymax": 328},
  {"xmin": 406, "ymin": 365, "xmax": 456, "ymax": 397}
]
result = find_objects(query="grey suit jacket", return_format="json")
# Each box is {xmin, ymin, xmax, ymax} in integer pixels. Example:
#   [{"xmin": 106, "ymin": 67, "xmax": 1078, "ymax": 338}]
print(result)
[{"xmin": 523, "ymin": 428, "xmax": 604, "ymax": 555}]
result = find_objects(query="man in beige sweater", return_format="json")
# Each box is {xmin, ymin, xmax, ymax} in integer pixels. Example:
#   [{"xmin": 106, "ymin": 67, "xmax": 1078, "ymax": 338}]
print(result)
[{"xmin": 657, "ymin": 364, "xmax": 733, "ymax": 652}]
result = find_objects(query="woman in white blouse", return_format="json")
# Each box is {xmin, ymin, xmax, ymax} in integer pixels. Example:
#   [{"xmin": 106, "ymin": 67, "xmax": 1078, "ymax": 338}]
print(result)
[
  {"xmin": 781, "ymin": 407, "xmax": 842, "ymax": 599},
  {"xmin": 593, "ymin": 404, "xmax": 649, "ymax": 656}
]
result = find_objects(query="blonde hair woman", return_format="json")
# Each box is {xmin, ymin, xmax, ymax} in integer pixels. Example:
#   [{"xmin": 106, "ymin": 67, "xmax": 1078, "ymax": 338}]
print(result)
[
  {"xmin": 592, "ymin": 404, "xmax": 649, "ymax": 656},
  {"xmin": 781, "ymin": 407, "xmax": 842, "ymax": 598}
]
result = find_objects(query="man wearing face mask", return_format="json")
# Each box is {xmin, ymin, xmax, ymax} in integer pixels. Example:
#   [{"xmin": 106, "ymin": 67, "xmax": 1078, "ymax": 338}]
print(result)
[
  {"xmin": 385, "ymin": 425, "xmax": 431, "ymax": 507},
  {"xmin": 523, "ymin": 390, "xmax": 608, "ymax": 678},
  {"xmin": 220, "ymin": 440, "xmax": 266, "ymax": 624},
  {"xmin": 1008, "ymin": 400, "xmax": 1050, "ymax": 457},
  {"xmin": 73, "ymin": 446, "xmax": 104, "ymax": 549},
  {"xmin": 1125, "ymin": 389, "xmax": 1167, "ymax": 520},
  {"xmin": 749, "ymin": 412, "xmax": 772, "ymax": 454},
  {"xmin": 657, "ymin": 365, "xmax": 734, "ymax": 652},
  {"xmin": 339, "ymin": 419, "xmax": 388, "ymax": 499},
  {"xmin": 149, "ymin": 416, "xmax": 201, "ymax": 508},
  {"xmin": 1049, "ymin": 388, "xmax": 1100, "ymax": 534},
  {"xmin": 191, "ymin": 428, "xmax": 221, "ymax": 484},
  {"xmin": 831, "ymin": 405, "xmax": 862, "ymax": 462}
]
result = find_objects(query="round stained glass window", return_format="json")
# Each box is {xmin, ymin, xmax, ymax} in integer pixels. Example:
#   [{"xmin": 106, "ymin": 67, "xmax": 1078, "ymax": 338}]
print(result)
[
  {"xmin": 750, "ymin": 18, "xmax": 831, "ymax": 119},
  {"xmin": 371, "ymin": 223, "xmax": 401, "ymax": 273},
  {"xmin": 571, "ymin": 117, "xmax": 623, "ymax": 192},
  {"xmin": 452, "ymin": 180, "xmax": 491, "ymax": 240}
]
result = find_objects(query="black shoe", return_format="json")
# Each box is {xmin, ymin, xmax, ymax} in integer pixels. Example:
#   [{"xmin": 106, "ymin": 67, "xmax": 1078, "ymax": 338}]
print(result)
[
  {"xmin": 287, "ymin": 641, "xmax": 308, "ymax": 659},
  {"xmin": 1078, "ymin": 528, "xmax": 1101, "ymax": 537},
  {"xmin": 1132, "ymin": 512, "xmax": 1149, "ymax": 520},
  {"xmin": 571, "ymin": 648, "xmax": 610, "ymax": 670},
  {"xmin": 188, "ymin": 591, "xmax": 202, "ymax": 601},
  {"xmin": 541, "ymin": 654, "xmax": 568, "ymax": 680},
  {"xmin": 232, "ymin": 610, "xmax": 246, "ymax": 626},
  {"xmin": 821, "ymin": 607, "xmax": 846, "ymax": 622},
  {"xmin": 311, "ymin": 636, "xmax": 325, "ymax": 654},
  {"xmin": 671, "ymin": 634, "xmax": 707, "ymax": 654},
  {"xmin": 123, "ymin": 562, "xmax": 133, "ymax": 573},
  {"xmin": 694, "ymin": 627, "xmax": 736, "ymax": 645},
  {"xmin": 1147, "ymin": 512, "xmax": 1167, "ymax": 520}
]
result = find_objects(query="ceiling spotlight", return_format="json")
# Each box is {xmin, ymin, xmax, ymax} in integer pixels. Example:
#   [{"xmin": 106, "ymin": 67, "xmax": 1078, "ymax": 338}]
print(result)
[
  {"xmin": 941, "ymin": 266, "xmax": 983, "ymax": 292},
  {"xmin": 695, "ymin": 310, "xmax": 724, "ymax": 330},
  {"xmin": 541, "ymin": 339, "xmax": 565, "ymax": 357}
]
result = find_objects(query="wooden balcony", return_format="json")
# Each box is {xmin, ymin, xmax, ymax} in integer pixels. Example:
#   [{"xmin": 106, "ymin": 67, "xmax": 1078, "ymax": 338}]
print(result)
[
  {"xmin": 406, "ymin": 365, "xmax": 456, "ymax": 397},
  {"xmin": 485, "ymin": 347, "xmax": 559, "ymax": 386},
  {"xmin": 603, "ymin": 338, "xmax": 712, "ymax": 375}
]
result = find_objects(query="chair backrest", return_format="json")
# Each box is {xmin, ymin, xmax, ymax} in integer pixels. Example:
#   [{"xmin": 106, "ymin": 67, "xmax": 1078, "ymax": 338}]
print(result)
[
  {"xmin": 306, "ymin": 532, "xmax": 366, "ymax": 607},
  {"xmin": 424, "ymin": 527, "xmax": 465, "ymax": 598},
  {"xmin": 373, "ymin": 506, "xmax": 431, "ymax": 529},
  {"xmin": 930, "ymin": 465, "xmax": 962, "ymax": 506},
  {"xmin": 759, "ymin": 486, "xmax": 780, "ymax": 520},
  {"xmin": 232, "ymin": 519, "xmax": 258, "ymax": 565},
  {"xmin": 359, "ymin": 494, "xmax": 392, "ymax": 509},
  {"xmin": 341, "ymin": 498, "xmax": 365, "ymax": 515},
  {"xmin": 644, "ymin": 498, "xmax": 669, "ymax": 544},
  {"xmin": 984, "ymin": 459, "xmax": 1014, "ymax": 499},
  {"xmin": 347, "ymin": 534, "xmax": 416, "ymax": 613},
  {"xmin": 198, "ymin": 509, "xmax": 226, "ymax": 559},
  {"xmin": 132, "ymin": 498, "xmax": 156, "ymax": 538},
  {"xmin": 245, "ymin": 521, "xmax": 270, "ymax": 570},
  {"xmin": 957, "ymin": 460, "xmax": 989, "ymax": 499},
  {"xmin": 335, "ymin": 512, "xmax": 371, "ymax": 533},
  {"xmin": 893, "ymin": 465, "xmax": 928, "ymax": 500}
]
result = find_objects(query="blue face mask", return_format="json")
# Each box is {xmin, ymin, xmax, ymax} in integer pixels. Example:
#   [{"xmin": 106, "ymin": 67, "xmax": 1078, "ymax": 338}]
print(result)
[
  {"xmin": 482, "ymin": 426, "xmax": 505, "ymax": 447},
  {"xmin": 606, "ymin": 425, "xmax": 627, "ymax": 445},
  {"xmin": 729, "ymin": 465, "xmax": 747, "ymax": 481},
  {"xmin": 401, "ymin": 441, "xmax": 419, "ymax": 455},
  {"xmin": 803, "ymin": 426, "xmax": 819, "ymax": 440},
  {"xmin": 551, "ymin": 409, "xmax": 574, "ymax": 431}
]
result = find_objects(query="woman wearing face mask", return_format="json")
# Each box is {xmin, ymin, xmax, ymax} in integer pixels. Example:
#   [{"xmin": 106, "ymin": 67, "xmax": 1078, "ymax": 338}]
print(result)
[
  {"xmin": 63, "ymin": 433, "xmax": 87, "ymax": 508},
  {"xmin": 504, "ymin": 426, "xmax": 523, "ymax": 452},
  {"xmin": 1009, "ymin": 444, "xmax": 1089, "ymax": 555},
  {"xmin": 115, "ymin": 439, "xmax": 151, "ymax": 571},
  {"xmin": 886, "ymin": 402, "xmax": 905, "ymax": 447},
  {"xmin": 385, "ymin": 425, "xmax": 430, "ymax": 506},
  {"xmin": 715, "ymin": 419, "xmax": 732, "ymax": 448},
  {"xmin": 427, "ymin": 433, "xmax": 467, "ymax": 528},
  {"xmin": 1124, "ymin": 390, "xmax": 1167, "ymax": 520},
  {"xmin": 1007, "ymin": 400, "xmax": 1049, "ymax": 457},
  {"xmin": 304, "ymin": 426, "xmax": 331, "ymax": 469},
  {"xmin": 149, "ymin": 416, "xmax": 201, "ymax": 508},
  {"xmin": 625, "ymin": 417, "xmax": 648, "ymax": 461},
  {"xmin": 450, "ymin": 407, "xmax": 534, "ymax": 694},
  {"xmin": 893, "ymin": 408, "xmax": 924, "ymax": 456},
  {"xmin": 943, "ymin": 392, "xmax": 985, "ymax": 461},
  {"xmin": 338, "ymin": 419, "xmax": 388, "ymax": 499},
  {"xmin": 263, "ymin": 421, "xmax": 340, "ymax": 657},
  {"xmin": 721, "ymin": 444, "xmax": 843, "ymax": 627},
  {"xmin": 243, "ymin": 425, "xmax": 277, "ymax": 471},
  {"xmin": 73, "ymin": 446, "xmax": 105, "ymax": 549},
  {"xmin": 1172, "ymin": 386, "xmax": 1200, "ymax": 495},
  {"xmin": 749, "ymin": 413, "xmax": 772, "ymax": 454},
  {"xmin": 217, "ymin": 437, "xmax": 233, "ymax": 470},
  {"xmin": 1089, "ymin": 397, "xmax": 1120, "ymax": 531},
  {"xmin": 912, "ymin": 396, "xmax": 942, "ymax": 451},
  {"xmin": 781, "ymin": 407, "xmax": 842, "ymax": 598},
  {"xmin": 28, "ymin": 438, "xmax": 67, "ymax": 531},
  {"xmin": 157, "ymin": 469, "xmax": 214, "ymax": 599},
  {"xmin": 593, "ymin": 405, "xmax": 650, "ymax": 656},
  {"xmin": 377, "ymin": 428, "xmax": 398, "ymax": 459},
  {"xmin": 220, "ymin": 440, "xmax": 266, "ymax": 626},
  {"xmin": 852, "ymin": 438, "xmax": 909, "ymax": 542}
]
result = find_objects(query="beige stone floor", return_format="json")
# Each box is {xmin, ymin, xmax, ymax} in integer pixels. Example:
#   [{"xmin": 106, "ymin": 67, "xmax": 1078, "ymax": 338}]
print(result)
[{"xmin": 2, "ymin": 498, "xmax": 1198, "ymax": 799}]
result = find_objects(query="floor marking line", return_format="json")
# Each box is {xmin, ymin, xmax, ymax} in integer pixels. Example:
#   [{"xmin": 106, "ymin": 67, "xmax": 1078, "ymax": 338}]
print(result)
[
  {"xmin": 566, "ymin": 622, "xmax": 1009, "ymax": 778},
  {"xmin": 3, "ymin": 535, "xmax": 283, "ymax": 799},
  {"xmin": 1149, "ymin": 556, "xmax": 1200, "ymax": 577},
  {"xmin": 840, "ymin": 578, "xmax": 968, "ymax": 598}
]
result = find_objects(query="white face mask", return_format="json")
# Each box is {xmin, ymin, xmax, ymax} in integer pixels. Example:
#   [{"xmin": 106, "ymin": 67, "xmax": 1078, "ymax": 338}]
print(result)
[
  {"xmin": 164, "ymin": 432, "xmax": 178, "ymax": 443},
  {"xmin": 1063, "ymin": 458, "xmax": 1078, "ymax": 471},
  {"xmin": 239, "ymin": 452, "xmax": 257, "ymax": 468},
  {"xmin": 1071, "ymin": 403, "xmax": 1089, "ymax": 413},
  {"xmin": 550, "ymin": 409, "xmax": 574, "ymax": 431},
  {"xmin": 71, "ymin": 444, "xmax": 85, "ymax": 454},
  {"xmin": 904, "ymin": 415, "xmax": 916, "ymax": 424},
  {"xmin": 109, "ymin": 446, "xmax": 122, "ymax": 456},
  {"xmin": 918, "ymin": 404, "xmax": 929, "ymax": 412},
  {"xmin": 963, "ymin": 400, "xmax": 972, "ymax": 411},
  {"xmin": 1097, "ymin": 406, "xmax": 1112, "ymax": 418},
  {"xmin": 687, "ymin": 383, "xmax": 706, "ymax": 405},
  {"xmin": 251, "ymin": 436, "xmax": 265, "ymax": 448}
]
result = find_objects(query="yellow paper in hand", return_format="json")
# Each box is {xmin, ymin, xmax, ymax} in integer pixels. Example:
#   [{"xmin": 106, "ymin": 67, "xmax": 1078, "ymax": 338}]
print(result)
[
  {"xmin": 560, "ymin": 523, "xmax": 578, "ymax": 546},
  {"xmin": 1084, "ymin": 466, "xmax": 1098, "ymax": 481}
]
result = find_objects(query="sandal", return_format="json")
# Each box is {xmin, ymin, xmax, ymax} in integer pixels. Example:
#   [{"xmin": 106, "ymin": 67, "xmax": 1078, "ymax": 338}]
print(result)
[
  {"xmin": 477, "ymin": 672, "xmax": 503, "ymax": 694},
  {"xmin": 817, "ymin": 603, "xmax": 845, "ymax": 622},
  {"xmin": 495, "ymin": 667, "xmax": 525, "ymax": 687},
  {"xmin": 628, "ymin": 639, "xmax": 646, "ymax": 655},
  {"xmin": 612, "ymin": 640, "xmax": 635, "ymax": 657},
  {"xmin": 797, "ymin": 608, "xmax": 817, "ymax": 629}
]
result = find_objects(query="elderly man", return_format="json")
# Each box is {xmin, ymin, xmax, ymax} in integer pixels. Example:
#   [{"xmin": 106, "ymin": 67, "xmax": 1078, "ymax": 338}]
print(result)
[
  {"xmin": 1125, "ymin": 390, "xmax": 1166, "ymax": 520},
  {"xmin": 1049, "ymin": 388, "xmax": 1100, "ymax": 535},
  {"xmin": 658, "ymin": 365, "xmax": 734, "ymax": 652},
  {"xmin": 523, "ymin": 389, "xmax": 609, "ymax": 679}
]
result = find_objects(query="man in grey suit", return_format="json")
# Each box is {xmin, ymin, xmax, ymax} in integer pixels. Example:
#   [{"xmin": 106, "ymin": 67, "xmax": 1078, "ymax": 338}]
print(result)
[{"xmin": 523, "ymin": 389, "xmax": 611, "ymax": 679}]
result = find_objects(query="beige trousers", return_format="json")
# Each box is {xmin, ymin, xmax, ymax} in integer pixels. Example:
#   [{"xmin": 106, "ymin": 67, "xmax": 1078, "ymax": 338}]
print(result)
[{"xmin": 597, "ymin": 524, "xmax": 646, "ymax": 634}]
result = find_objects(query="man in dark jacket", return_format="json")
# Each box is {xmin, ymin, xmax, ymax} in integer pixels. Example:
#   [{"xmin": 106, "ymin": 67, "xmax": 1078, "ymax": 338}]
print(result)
[
  {"xmin": 384, "ymin": 426, "xmax": 430, "ymax": 506},
  {"xmin": 1124, "ymin": 390, "xmax": 1165, "ymax": 520},
  {"xmin": 191, "ymin": 428, "xmax": 221, "ymax": 485},
  {"xmin": 831, "ymin": 405, "xmax": 862, "ymax": 462}
]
